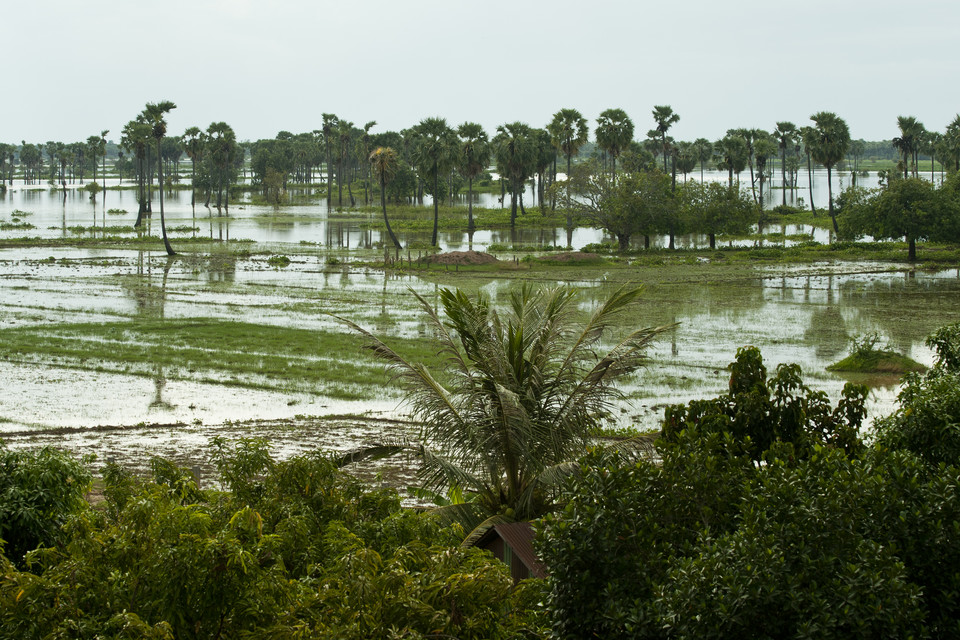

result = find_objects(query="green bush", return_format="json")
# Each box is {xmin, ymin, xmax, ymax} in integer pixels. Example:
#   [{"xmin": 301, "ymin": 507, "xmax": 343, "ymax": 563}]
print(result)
[{"xmin": 0, "ymin": 445, "xmax": 91, "ymax": 566}]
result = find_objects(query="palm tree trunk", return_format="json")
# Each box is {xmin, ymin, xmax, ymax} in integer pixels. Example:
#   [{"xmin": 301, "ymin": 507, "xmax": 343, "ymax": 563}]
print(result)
[
  {"xmin": 431, "ymin": 173, "xmax": 440, "ymax": 246},
  {"xmin": 806, "ymin": 152, "xmax": 816, "ymax": 215},
  {"xmin": 467, "ymin": 177, "xmax": 475, "ymax": 231},
  {"xmin": 157, "ymin": 139, "xmax": 175, "ymax": 256},
  {"xmin": 827, "ymin": 166, "xmax": 838, "ymax": 234},
  {"xmin": 781, "ymin": 147, "xmax": 787, "ymax": 207},
  {"xmin": 382, "ymin": 174, "xmax": 401, "ymax": 250}
]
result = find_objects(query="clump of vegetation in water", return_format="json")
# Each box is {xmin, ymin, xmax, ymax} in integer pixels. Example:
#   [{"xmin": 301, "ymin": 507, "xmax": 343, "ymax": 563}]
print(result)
[
  {"xmin": 266, "ymin": 254, "xmax": 291, "ymax": 267},
  {"xmin": 827, "ymin": 332, "xmax": 926, "ymax": 374}
]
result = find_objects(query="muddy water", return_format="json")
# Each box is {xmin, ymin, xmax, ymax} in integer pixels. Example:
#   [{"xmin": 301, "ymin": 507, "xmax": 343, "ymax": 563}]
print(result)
[{"xmin": 2, "ymin": 184, "xmax": 959, "ymax": 473}]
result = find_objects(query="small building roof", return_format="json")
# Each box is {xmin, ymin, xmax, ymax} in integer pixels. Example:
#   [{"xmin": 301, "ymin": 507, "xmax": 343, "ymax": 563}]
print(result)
[{"xmin": 475, "ymin": 521, "xmax": 547, "ymax": 579}]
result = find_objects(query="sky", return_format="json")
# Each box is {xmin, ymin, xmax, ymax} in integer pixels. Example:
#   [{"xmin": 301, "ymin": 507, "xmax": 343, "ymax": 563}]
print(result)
[{"xmin": 3, "ymin": 0, "xmax": 959, "ymax": 146}]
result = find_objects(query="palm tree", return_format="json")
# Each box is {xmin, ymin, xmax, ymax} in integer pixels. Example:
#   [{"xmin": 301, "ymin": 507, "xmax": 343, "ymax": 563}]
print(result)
[
  {"xmin": 456, "ymin": 122, "xmax": 490, "ymax": 232},
  {"xmin": 493, "ymin": 122, "xmax": 537, "ymax": 226},
  {"xmin": 774, "ymin": 122, "xmax": 797, "ymax": 206},
  {"xmin": 341, "ymin": 285, "xmax": 669, "ymax": 537},
  {"xmin": 182, "ymin": 127, "xmax": 203, "ymax": 211},
  {"xmin": 143, "ymin": 101, "xmax": 177, "ymax": 256},
  {"xmin": 754, "ymin": 132, "xmax": 777, "ymax": 208},
  {"xmin": 894, "ymin": 116, "xmax": 924, "ymax": 178},
  {"xmin": 321, "ymin": 113, "xmax": 338, "ymax": 206},
  {"xmin": 714, "ymin": 134, "xmax": 747, "ymax": 187},
  {"xmin": 800, "ymin": 125, "xmax": 817, "ymax": 215},
  {"xmin": 943, "ymin": 114, "xmax": 960, "ymax": 172},
  {"xmin": 547, "ymin": 108, "xmax": 589, "ymax": 210},
  {"xmin": 652, "ymin": 105, "xmax": 680, "ymax": 173},
  {"xmin": 595, "ymin": 108, "xmax": 634, "ymax": 181},
  {"xmin": 369, "ymin": 147, "xmax": 402, "ymax": 251},
  {"xmin": 809, "ymin": 112, "xmax": 851, "ymax": 233},
  {"xmin": 412, "ymin": 117, "xmax": 456, "ymax": 246},
  {"xmin": 693, "ymin": 138, "xmax": 712, "ymax": 182}
]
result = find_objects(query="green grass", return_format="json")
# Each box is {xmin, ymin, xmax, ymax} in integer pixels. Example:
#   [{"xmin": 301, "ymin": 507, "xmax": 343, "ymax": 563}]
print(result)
[
  {"xmin": 0, "ymin": 319, "xmax": 444, "ymax": 399},
  {"xmin": 827, "ymin": 350, "xmax": 926, "ymax": 374}
]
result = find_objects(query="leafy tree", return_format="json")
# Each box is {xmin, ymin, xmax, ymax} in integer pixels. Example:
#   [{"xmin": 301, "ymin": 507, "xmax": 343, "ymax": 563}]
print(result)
[
  {"xmin": 595, "ymin": 108, "xmax": 634, "ymax": 179},
  {"xmin": 564, "ymin": 162, "xmax": 674, "ymax": 251},
  {"xmin": 369, "ymin": 146, "xmax": 402, "ymax": 250},
  {"xmin": 411, "ymin": 117, "xmax": 457, "ymax": 245},
  {"xmin": 874, "ymin": 322, "xmax": 960, "ymax": 467},
  {"xmin": 810, "ymin": 111, "xmax": 851, "ymax": 232},
  {"xmin": 679, "ymin": 180, "xmax": 755, "ymax": 249},
  {"xmin": 143, "ymin": 100, "xmax": 177, "ymax": 255},
  {"xmin": 0, "ymin": 445, "xmax": 91, "ymax": 567},
  {"xmin": 456, "ymin": 122, "xmax": 490, "ymax": 232},
  {"xmin": 341, "ymin": 285, "xmax": 669, "ymax": 537},
  {"xmin": 840, "ymin": 176, "xmax": 955, "ymax": 260}
]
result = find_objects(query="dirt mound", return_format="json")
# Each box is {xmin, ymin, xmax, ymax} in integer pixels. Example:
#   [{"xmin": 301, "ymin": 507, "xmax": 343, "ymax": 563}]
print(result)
[
  {"xmin": 537, "ymin": 252, "xmax": 602, "ymax": 263},
  {"xmin": 427, "ymin": 251, "xmax": 499, "ymax": 266}
]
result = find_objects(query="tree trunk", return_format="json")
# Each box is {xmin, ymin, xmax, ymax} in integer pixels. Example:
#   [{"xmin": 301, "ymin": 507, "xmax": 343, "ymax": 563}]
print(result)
[
  {"xmin": 431, "ymin": 173, "xmax": 439, "ymax": 246},
  {"xmin": 908, "ymin": 236, "xmax": 917, "ymax": 262},
  {"xmin": 467, "ymin": 177, "xmax": 475, "ymax": 231},
  {"xmin": 807, "ymin": 152, "xmax": 816, "ymax": 215},
  {"xmin": 617, "ymin": 233, "xmax": 629, "ymax": 252},
  {"xmin": 827, "ymin": 166, "xmax": 838, "ymax": 234},
  {"xmin": 709, "ymin": 233, "xmax": 716, "ymax": 249},
  {"xmin": 382, "ymin": 175, "xmax": 401, "ymax": 250},
  {"xmin": 781, "ymin": 147, "xmax": 787, "ymax": 207},
  {"xmin": 157, "ymin": 139, "xmax": 175, "ymax": 256}
]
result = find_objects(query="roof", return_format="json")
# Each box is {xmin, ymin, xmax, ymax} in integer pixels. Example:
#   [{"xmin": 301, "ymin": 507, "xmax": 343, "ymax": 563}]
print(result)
[{"xmin": 475, "ymin": 521, "xmax": 547, "ymax": 579}]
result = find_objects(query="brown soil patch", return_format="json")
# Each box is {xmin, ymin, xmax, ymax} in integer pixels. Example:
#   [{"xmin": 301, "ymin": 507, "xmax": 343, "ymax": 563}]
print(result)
[
  {"xmin": 426, "ymin": 251, "xmax": 499, "ymax": 266},
  {"xmin": 537, "ymin": 252, "xmax": 601, "ymax": 263}
]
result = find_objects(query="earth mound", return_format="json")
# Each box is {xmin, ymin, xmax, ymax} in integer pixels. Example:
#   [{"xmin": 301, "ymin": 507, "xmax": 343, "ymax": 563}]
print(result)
[{"xmin": 427, "ymin": 251, "xmax": 499, "ymax": 266}]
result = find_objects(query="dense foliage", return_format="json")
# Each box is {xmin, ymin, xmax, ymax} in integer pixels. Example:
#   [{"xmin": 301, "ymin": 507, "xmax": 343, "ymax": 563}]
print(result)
[
  {"xmin": 539, "ymin": 338, "xmax": 960, "ymax": 639},
  {"xmin": 0, "ymin": 443, "xmax": 546, "ymax": 639}
]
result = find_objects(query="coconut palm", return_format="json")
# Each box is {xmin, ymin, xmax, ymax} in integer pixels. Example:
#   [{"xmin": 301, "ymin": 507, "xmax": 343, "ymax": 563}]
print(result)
[
  {"xmin": 800, "ymin": 125, "xmax": 817, "ymax": 214},
  {"xmin": 943, "ymin": 115, "xmax": 960, "ymax": 173},
  {"xmin": 714, "ymin": 134, "xmax": 747, "ymax": 187},
  {"xmin": 341, "ymin": 285, "xmax": 669, "ymax": 537},
  {"xmin": 456, "ymin": 122, "xmax": 490, "ymax": 232},
  {"xmin": 369, "ymin": 147, "xmax": 402, "ymax": 250},
  {"xmin": 809, "ymin": 111, "xmax": 851, "ymax": 233},
  {"xmin": 754, "ymin": 132, "xmax": 778, "ymax": 208},
  {"xmin": 143, "ymin": 100, "xmax": 177, "ymax": 256},
  {"xmin": 774, "ymin": 122, "xmax": 797, "ymax": 206},
  {"xmin": 652, "ymin": 105, "xmax": 680, "ymax": 172},
  {"xmin": 595, "ymin": 108, "xmax": 634, "ymax": 180}
]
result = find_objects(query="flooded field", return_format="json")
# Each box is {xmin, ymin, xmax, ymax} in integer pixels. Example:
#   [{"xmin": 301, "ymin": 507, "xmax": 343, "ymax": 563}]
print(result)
[{"xmin": 2, "ymin": 182, "xmax": 959, "ymax": 475}]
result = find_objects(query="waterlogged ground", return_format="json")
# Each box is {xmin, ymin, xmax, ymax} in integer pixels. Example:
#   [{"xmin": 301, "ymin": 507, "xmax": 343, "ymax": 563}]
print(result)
[{"xmin": 2, "ymin": 182, "xmax": 959, "ymax": 477}]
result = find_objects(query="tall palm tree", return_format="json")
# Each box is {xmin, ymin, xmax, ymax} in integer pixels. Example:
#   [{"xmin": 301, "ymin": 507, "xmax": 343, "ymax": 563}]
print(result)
[
  {"xmin": 595, "ymin": 108, "xmax": 634, "ymax": 181},
  {"xmin": 182, "ymin": 127, "xmax": 203, "ymax": 211},
  {"xmin": 943, "ymin": 114, "xmax": 960, "ymax": 173},
  {"xmin": 800, "ymin": 125, "xmax": 817, "ymax": 215},
  {"xmin": 412, "ymin": 117, "xmax": 456, "ymax": 246},
  {"xmin": 548, "ymin": 108, "xmax": 589, "ymax": 210},
  {"xmin": 456, "ymin": 122, "xmax": 490, "ymax": 232},
  {"xmin": 693, "ymin": 138, "xmax": 713, "ymax": 181},
  {"xmin": 143, "ymin": 100, "xmax": 177, "ymax": 256},
  {"xmin": 754, "ymin": 132, "xmax": 778, "ymax": 208},
  {"xmin": 652, "ymin": 105, "xmax": 680, "ymax": 172},
  {"xmin": 369, "ymin": 147, "xmax": 402, "ymax": 251},
  {"xmin": 894, "ymin": 116, "xmax": 924, "ymax": 178},
  {"xmin": 341, "ymin": 285, "xmax": 670, "ymax": 537},
  {"xmin": 774, "ymin": 122, "xmax": 797, "ymax": 206},
  {"xmin": 493, "ymin": 122, "xmax": 537, "ymax": 226},
  {"xmin": 714, "ymin": 134, "xmax": 747, "ymax": 187},
  {"xmin": 321, "ymin": 113, "xmax": 338, "ymax": 206},
  {"xmin": 809, "ymin": 111, "xmax": 851, "ymax": 233}
]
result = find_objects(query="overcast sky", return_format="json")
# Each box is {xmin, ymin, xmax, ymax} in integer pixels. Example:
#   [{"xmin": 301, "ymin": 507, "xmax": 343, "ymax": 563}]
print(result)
[{"xmin": 4, "ymin": 0, "xmax": 958, "ymax": 145}]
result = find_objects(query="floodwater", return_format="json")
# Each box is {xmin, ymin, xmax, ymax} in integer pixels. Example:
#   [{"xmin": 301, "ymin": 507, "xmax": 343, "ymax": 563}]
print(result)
[{"xmin": 1, "ymin": 180, "xmax": 958, "ymax": 474}]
